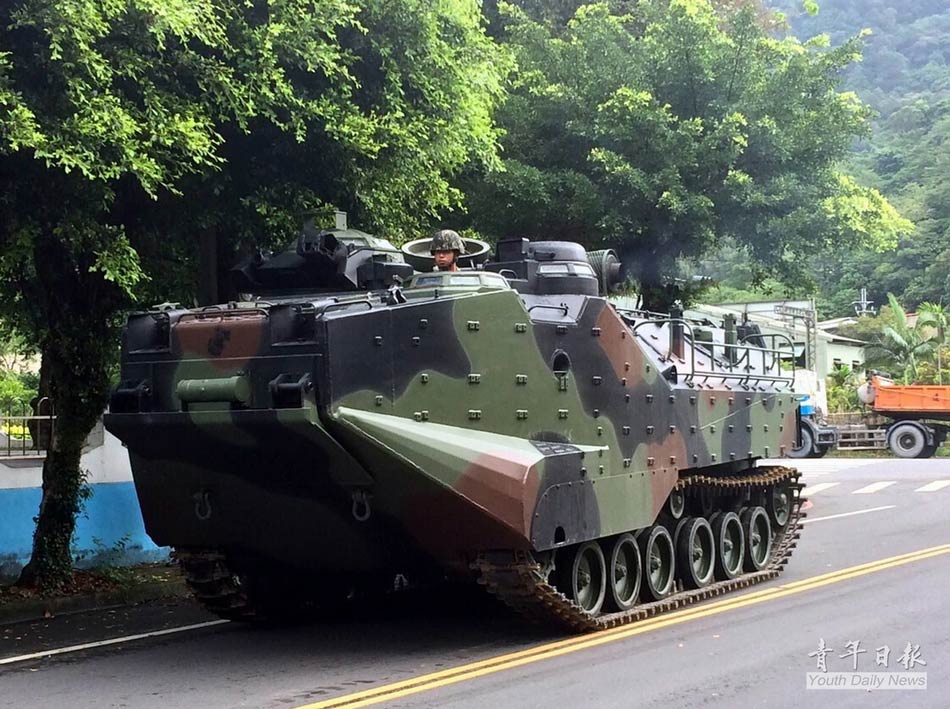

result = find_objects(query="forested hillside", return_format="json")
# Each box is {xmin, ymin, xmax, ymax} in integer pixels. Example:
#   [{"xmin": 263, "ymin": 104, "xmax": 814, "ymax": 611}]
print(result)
[{"xmin": 779, "ymin": 0, "xmax": 950, "ymax": 316}]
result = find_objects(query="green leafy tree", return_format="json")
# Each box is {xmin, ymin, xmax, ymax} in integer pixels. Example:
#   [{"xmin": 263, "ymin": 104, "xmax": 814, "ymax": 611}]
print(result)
[
  {"xmin": 827, "ymin": 363, "xmax": 854, "ymax": 389},
  {"xmin": 917, "ymin": 302, "xmax": 949, "ymax": 383},
  {"xmin": 777, "ymin": 1, "xmax": 950, "ymax": 317},
  {"xmin": 0, "ymin": 323, "xmax": 33, "ymax": 373},
  {"xmin": 0, "ymin": 0, "xmax": 508, "ymax": 589},
  {"xmin": 826, "ymin": 364, "xmax": 859, "ymax": 412},
  {"xmin": 876, "ymin": 293, "xmax": 933, "ymax": 383},
  {"xmin": 914, "ymin": 350, "xmax": 950, "ymax": 386},
  {"xmin": 811, "ymin": 99, "xmax": 950, "ymax": 316},
  {"xmin": 463, "ymin": 0, "xmax": 909, "ymax": 309},
  {"xmin": 0, "ymin": 371, "xmax": 34, "ymax": 412}
]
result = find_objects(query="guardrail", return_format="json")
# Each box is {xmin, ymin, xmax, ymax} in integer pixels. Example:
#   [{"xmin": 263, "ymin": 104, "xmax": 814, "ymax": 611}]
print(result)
[{"xmin": 0, "ymin": 397, "xmax": 54, "ymax": 458}]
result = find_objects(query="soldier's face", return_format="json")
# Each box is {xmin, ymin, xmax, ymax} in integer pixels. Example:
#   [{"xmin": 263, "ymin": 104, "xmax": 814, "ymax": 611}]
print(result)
[{"xmin": 433, "ymin": 250, "xmax": 457, "ymax": 270}]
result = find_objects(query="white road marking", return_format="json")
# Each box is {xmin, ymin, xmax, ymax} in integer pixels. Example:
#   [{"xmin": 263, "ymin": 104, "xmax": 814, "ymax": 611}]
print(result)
[
  {"xmin": 852, "ymin": 481, "xmax": 897, "ymax": 495},
  {"xmin": 916, "ymin": 480, "xmax": 950, "ymax": 493},
  {"xmin": 767, "ymin": 459, "xmax": 877, "ymax": 476},
  {"xmin": 807, "ymin": 464, "xmax": 851, "ymax": 474},
  {"xmin": 0, "ymin": 619, "xmax": 229, "ymax": 667},
  {"xmin": 801, "ymin": 506, "xmax": 896, "ymax": 525},
  {"xmin": 802, "ymin": 482, "xmax": 840, "ymax": 495}
]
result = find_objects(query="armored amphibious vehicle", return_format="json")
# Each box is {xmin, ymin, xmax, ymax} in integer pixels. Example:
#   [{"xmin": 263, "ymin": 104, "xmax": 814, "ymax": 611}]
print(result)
[{"xmin": 105, "ymin": 228, "xmax": 804, "ymax": 631}]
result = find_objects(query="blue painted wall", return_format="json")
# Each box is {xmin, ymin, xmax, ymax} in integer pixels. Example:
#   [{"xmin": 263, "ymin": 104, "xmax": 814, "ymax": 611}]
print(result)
[{"xmin": 0, "ymin": 481, "xmax": 168, "ymax": 580}]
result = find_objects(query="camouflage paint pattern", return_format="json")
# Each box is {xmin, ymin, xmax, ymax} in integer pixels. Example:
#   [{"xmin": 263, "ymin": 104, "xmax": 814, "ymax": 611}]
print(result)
[{"xmin": 105, "ymin": 274, "xmax": 798, "ymax": 575}]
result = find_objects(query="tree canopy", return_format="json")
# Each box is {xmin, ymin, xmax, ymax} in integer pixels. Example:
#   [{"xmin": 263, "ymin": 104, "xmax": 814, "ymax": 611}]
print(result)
[
  {"xmin": 773, "ymin": 0, "xmax": 950, "ymax": 315},
  {"xmin": 0, "ymin": 0, "xmax": 509, "ymax": 589},
  {"xmin": 0, "ymin": 0, "xmax": 913, "ymax": 587},
  {"xmin": 461, "ymin": 0, "xmax": 908, "ymax": 307}
]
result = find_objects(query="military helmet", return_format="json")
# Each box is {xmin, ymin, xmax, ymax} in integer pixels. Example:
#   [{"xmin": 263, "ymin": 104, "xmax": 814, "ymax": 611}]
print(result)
[{"xmin": 429, "ymin": 229, "xmax": 466, "ymax": 254}]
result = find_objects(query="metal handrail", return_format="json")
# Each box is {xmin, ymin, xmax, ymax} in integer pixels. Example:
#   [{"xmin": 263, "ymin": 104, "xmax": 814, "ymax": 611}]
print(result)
[
  {"xmin": 629, "ymin": 318, "xmax": 795, "ymax": 388},
  {"xmin": 527, "ymin": 303, "xmax": 570, "ymax": 316},
  {"xmin": 321, "ymin": 299, "xmax": 374, "ymax": 315},
  {"xmin": 738, "ymin": 332, "xmax": 797, "ymax": 384},
  {"xmin": 1, "ymin": 396, "xmax": 55, "ymax": 458},
  {"xmin": 614, "ymin": 306, "xmax": 671, "ymax": 320}
]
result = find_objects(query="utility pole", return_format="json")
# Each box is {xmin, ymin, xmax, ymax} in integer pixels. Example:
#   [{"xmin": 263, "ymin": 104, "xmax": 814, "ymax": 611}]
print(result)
[{"xmin": 852, "ymin": 287, "xmax": 876, "ymax": 317}]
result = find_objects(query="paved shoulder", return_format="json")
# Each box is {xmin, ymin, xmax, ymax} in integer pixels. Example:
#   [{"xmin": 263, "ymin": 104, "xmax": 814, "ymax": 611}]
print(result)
[{"xmin": 763, "ymin": 458, "xmax": 882, "ymax": 477}]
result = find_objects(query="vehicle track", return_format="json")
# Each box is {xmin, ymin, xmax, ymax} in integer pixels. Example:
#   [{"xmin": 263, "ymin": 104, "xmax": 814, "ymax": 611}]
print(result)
[
  {"xmin": 175, "ymin": 466, "xmax": 803, "ymax": 629},
  {"xmin": 474, "ymin": 465, "xmax": 804, "ymax": 632}
]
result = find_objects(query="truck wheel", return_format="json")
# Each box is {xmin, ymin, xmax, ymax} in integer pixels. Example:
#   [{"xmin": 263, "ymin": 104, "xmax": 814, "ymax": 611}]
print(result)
[
  {"xmin": 888, "ymin": 422, "xmax": 927, "ymax": 459},
  {"xmin": 811, "ymin": 445, "xmax": 831, "ymax": 459},
  {"xmin": 788, "ymin": 425, "xmax": 814, "ymax": 459}
]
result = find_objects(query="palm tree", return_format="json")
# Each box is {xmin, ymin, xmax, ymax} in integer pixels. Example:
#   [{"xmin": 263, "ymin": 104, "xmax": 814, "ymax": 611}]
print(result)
[
  {"xmin": 877, "ymin": 294, "xmax": 934, "ymax": 384},
  {"xmin": 826, "ymin": 364, "xmax": 859, "ymax": 413},
  {"xmin": 917, "ymin": 302, "xmax": 948, "ymax": 384},
  {"xmin": 827, "ymin": 364, "xmax": 855, "ymax": 389}
]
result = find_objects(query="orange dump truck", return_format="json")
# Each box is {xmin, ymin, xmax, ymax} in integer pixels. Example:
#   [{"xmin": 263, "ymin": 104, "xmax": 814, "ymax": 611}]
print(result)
[{"xmin": 857, "ymin": 375, "xmax": 950, "ymax": 458}]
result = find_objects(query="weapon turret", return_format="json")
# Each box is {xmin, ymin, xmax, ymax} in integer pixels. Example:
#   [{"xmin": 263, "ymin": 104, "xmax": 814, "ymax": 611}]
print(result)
[
  {"xmin": 484, "ymin": 238, "xmax": 623, "ymax": 296},
  {"xmin": 231, "ymin": 220, "xmax": 413, "ymax": 297}
]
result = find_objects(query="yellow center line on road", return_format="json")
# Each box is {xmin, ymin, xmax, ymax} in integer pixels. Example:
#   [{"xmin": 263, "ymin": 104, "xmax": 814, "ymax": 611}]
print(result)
[{"xmin": 296, "ymin": 544, "xmax": 950, "ymax": 709}]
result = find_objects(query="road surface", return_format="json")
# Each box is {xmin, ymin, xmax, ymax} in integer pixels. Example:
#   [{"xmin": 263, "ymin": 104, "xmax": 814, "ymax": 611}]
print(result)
[{"xmin": 1, "ymin": 457, "xmax": 947, "ymax": 708}]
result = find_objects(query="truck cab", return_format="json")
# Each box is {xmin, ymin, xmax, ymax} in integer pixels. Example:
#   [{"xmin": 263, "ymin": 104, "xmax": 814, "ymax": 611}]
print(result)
[{"xmin": 788, "ymin": 373, "xmax": 838, "ymax": 458}]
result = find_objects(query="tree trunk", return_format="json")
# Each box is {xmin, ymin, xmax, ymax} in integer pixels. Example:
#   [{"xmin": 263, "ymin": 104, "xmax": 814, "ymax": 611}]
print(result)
[
  {"xmin": 17, "ymin": 336, "xmax": 112, "ymax": 590},
  {"xmin": 17, "ymin": 426, "xmax": 87, "ymax": 589},
  {"xmin": 16, "ymin": 232, "xmax": 119, "ymax": 590}
]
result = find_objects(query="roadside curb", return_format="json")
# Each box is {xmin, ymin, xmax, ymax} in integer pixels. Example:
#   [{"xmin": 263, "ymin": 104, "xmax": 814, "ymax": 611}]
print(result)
[{"xmin": 0, "ymin": 578, "xmax": 191, "ymax": 626}]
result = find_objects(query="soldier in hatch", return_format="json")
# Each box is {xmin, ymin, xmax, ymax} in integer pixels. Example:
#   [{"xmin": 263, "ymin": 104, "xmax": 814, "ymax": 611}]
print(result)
[{"xmin": 430, "ymin": 229, "xmax": 465, "ymax": 272}]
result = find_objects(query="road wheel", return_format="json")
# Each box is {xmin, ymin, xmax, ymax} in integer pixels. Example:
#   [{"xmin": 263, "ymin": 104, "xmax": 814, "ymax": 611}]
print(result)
[
  {"xmin": 667, "ymin": 488, "xmax": 685, "ymax": 520},
  {"xmin": 767, "ymin": 480, "xmax": 792, "ymax": 529},
  {"xmin": 604, "ymin": 534, "xmax": 641, "ymax": 611},
  {"xmin": 711, "ymin": 512, "xmax": 744, "ymax": 580},
  {"xmin": 675, "ymin": 517, "xmax": 715, "ymax": 590},
  {"xmin": 740, "ymin": 506, "xmax": 772, "ymax": 572},
  {"xmin": 888, "ymin": 423, "xmax": 927, "ymax": 459},
  {"xmin": 561, "ymin": 542, "xmax": 606, "ymax": 615},
  {"xmin": 672, "ymin": 516, "xmax": 690, "ymax": 552},
  {"xmin": 788, "ymin": 424, "xmax": 813, "ymax": 458},
  {"xmin": 639, "ymin": 525, "xmax": 676, "ymax": 601}
]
